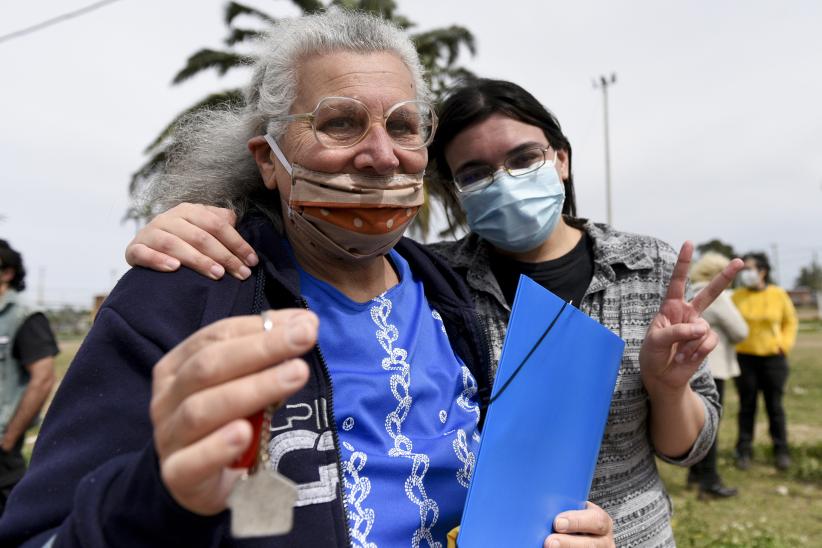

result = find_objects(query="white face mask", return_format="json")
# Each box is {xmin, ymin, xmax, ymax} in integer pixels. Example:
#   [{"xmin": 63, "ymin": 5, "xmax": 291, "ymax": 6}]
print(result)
[
  {"xmin": 738, "ymin": 268, "xmax": 761, "ymax": 288},
  {"xmin": 264, "ymin": 134, "xmax": 424, "ymax": 261}
]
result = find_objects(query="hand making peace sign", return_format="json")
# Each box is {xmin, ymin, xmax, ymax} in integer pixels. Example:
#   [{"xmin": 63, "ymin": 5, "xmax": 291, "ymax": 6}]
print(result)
[{"xmin": 639, "ymin": 241, "xmax": 744, "ymax": 392}]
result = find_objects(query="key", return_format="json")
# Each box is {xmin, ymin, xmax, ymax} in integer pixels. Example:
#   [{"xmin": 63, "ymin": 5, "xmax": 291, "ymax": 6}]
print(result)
[{"xmin": 227, "ymin": 405, "xmax": 298, "ymax": 538}]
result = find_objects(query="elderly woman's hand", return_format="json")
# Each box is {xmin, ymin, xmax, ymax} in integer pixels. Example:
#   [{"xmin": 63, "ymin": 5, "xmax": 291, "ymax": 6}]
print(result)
[
  {"xmin": 126, "ymin": 203, "xmax": 256, "ymax": 281},
  {"xmin": 150, "ymin": 309, "xmax": 316, "ymax": 515},
  {"xmin": 544, "ymin": 502, "xmax": 615, "ymax": 548}
]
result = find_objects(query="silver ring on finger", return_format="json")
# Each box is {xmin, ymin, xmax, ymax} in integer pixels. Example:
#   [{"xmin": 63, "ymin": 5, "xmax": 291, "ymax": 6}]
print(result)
[{"xmin": 261, "ymin": 311, "xmax": 274, "ymax": 333}]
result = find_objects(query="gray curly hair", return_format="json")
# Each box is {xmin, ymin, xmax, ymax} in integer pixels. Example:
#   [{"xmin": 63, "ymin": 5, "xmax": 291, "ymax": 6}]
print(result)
[{"xmin": 140, "ymin": 9, "xmax": 430, "ymax": 219}]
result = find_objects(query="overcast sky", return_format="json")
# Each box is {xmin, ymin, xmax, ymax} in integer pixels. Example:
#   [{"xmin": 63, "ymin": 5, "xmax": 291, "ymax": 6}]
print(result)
[{"xmin": 2, "ymin": 0, "xmax": 821, "ymax": 308}]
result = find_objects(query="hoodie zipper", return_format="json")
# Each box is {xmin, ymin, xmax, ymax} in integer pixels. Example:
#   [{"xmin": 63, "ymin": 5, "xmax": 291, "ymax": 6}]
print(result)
[
  {"xmin": 253, "ymin": 269, "xmax": 352, "ymax": 546},
  {"xmin": 299, "ymin": 297, "xmax": 352, "ymax": 548}
]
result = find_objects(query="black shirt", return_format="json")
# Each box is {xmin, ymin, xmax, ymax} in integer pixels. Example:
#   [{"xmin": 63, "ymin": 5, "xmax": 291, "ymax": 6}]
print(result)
[
  {"xmin": 490, "ymin": 232, "xmax": 595, "ymax": 307},
  {"xmin": 12, "ymin": 313, "xmax": 59, "ymax": 367}
]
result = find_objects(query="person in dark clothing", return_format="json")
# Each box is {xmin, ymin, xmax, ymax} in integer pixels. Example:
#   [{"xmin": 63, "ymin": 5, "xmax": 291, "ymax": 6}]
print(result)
[
  {"xmin": 0, "ymin": 240, "xmax": 58, "ymax": 516},
  {"xmin": 0, "ymin": 11, "xmax": 614, "ymax": 548}
]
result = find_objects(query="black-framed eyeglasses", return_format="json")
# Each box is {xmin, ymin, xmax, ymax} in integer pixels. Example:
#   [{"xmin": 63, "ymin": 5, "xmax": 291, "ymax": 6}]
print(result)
[
  {"xmin": 454, "ymin": 146, "xmax": 556, "ymax": 193},
  {"xmin": 271, "ymin": 96, "xmax": 437, "ymax": 150}
]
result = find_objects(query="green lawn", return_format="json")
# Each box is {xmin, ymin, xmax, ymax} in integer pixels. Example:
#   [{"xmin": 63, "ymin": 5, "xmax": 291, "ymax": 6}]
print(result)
[
  {"xmin": 658, "ymin": 325, "xmax": 822, "ymax": 547},
  {"xmin": 27, "ymin": 326, "xmax": 822, "ymax": 546},
  {"xmin": 53, "ymin": 338, "xmax": 82, "ymax": 379}
]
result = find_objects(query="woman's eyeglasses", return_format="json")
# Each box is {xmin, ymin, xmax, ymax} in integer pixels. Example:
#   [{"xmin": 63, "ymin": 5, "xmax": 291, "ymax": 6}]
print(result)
[
  {"xmin": 454, "ymin": 146, "xmax": 555, "ymax": 193},
  {"xmin": 270, "ymin": 96, "xmax": 437, "ymax": 151}
]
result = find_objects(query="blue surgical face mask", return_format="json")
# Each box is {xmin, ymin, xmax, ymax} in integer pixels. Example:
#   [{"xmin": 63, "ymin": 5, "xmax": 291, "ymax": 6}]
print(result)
[{"xmin": 458, "ymin": 163, "xmax": 565, "ymax": 253}]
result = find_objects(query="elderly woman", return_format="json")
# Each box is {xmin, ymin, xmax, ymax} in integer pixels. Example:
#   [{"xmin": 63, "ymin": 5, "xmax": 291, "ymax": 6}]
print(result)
[{"xmin": 0, "ymin": 11, "xmax": 614, "ymax": 548}]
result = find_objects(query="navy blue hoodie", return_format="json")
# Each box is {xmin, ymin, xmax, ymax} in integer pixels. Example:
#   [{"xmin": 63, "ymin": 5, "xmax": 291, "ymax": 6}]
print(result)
[{"xmin": 0, "ymin": 215, "xmax": 491, "ymax": 547}]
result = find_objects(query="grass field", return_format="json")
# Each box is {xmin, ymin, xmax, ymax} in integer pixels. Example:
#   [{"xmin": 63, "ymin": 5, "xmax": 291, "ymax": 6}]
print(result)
[
  {"xmin": 658, "ymin": 323, "xmax": 822, "ymax": 547},
  {"xmin": 26, "ymin": 325, "xmax": 822, "ymax": 546}
]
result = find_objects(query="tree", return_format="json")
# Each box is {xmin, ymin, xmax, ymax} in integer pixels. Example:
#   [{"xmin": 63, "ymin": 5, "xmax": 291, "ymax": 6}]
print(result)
[
  {"xmin": 795, "ymin": 260, "xmax": 822, "ymax": 290},
  {"xmin": 127, "ymin": 0, "xmax": 476, "ymax": 237},
  {"xmin": 696, "ymin": 239, "xmax": 737, "ymax": 259}
]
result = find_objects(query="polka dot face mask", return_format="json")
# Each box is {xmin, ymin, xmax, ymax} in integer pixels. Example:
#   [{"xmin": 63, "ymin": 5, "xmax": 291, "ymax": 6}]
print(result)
[{"xmin": 264, "ymin": 134, "xmax": 424, "ymax": 261}]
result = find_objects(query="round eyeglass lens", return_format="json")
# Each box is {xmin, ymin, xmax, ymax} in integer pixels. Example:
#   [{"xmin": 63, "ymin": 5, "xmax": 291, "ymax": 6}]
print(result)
[
  {"xmin": 385, "ymin": 101, "xmax": 436, "ymax": 150},
  {"xmin": 311, "ymin": 98, "xmax": 435, "ymax": 149},
  {"xmin": 313, "ymin": 97, "xmax": 370, "ymax": 147}
]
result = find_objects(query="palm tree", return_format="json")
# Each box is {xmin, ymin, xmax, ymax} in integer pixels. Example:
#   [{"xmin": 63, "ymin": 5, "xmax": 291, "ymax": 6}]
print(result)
[{"xmin": 127, "ymin": 0, "xmax": 476, "ymax": 238}]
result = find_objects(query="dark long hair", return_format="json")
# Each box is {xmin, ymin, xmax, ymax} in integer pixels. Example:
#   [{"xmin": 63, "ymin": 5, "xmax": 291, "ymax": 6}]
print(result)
[{"xmin": 428, "ymin": 78, "xmax": 577, "ymax": 231}]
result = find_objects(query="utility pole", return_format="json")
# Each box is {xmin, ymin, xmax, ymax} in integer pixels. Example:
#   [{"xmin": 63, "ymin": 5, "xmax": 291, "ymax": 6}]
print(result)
[
  {"xmin": 593, "ymin": 73, "xmax": 617, "ymax": 225},
  {"xmin": 770, "ymin": 243, "xmax": 780, "ymax": 285},
  {"xmin": 814, "ymin": 250, "xmax": 822, "ymax": 320}
]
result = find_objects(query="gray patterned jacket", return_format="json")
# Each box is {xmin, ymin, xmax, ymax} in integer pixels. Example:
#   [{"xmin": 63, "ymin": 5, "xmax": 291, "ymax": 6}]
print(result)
[{"xmin": 428, "ymin": 220, "xmax": 719, "ymax": 547}]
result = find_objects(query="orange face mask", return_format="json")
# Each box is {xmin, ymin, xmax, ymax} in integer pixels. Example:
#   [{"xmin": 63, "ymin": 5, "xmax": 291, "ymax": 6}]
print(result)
[
  {"xmin": 286, "ymin": 165, "xmax": 424, "ymax": 261},
  {"xmin": 264, "ymin": 134, "xmax": 424, "ymax": 261}
]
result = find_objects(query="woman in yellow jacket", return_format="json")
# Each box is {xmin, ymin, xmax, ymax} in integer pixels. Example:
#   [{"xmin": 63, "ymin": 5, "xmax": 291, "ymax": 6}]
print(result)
[{"xmin": 732, "ymin": 252, "xmax": 798, "ymax": 471}]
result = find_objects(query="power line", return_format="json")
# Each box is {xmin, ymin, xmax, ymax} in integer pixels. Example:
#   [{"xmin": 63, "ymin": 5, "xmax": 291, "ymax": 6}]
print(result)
[{"xmin": 0, "ymin": 0, "xmax": 126, "ymax": 45}]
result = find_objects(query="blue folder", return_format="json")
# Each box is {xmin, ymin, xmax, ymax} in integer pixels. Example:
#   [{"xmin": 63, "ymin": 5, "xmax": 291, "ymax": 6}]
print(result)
[{"xmin": 458, "ymin": 275, "xmax": 625, "ymax": 547}]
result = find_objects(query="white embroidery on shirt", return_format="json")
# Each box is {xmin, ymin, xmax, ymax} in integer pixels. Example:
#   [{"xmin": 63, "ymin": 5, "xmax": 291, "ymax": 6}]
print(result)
[
  {"xmin": 431, "ymin": 310, "xmax": 447, "ymax": 334},
  {"xmin": 433, "ymin": 310, "xmax": 481, "ymax": 491},
  {"xmin": 453, "ymin": 366, "xmax": 480, "ymax": 488},
  {"xmin": 456, "ymin": 366, "xmax": 480, "ymax": 421},
  {"xmin": 342, "ymin": 441, "xmax": 377, "ymax": 548},
  {"xmin": 372, "ymin": 294, "xmax": 441, "ymax": 548},
  {"xmin": 452, "ymin": 430, "xmax": 475, "ymax": 488}
]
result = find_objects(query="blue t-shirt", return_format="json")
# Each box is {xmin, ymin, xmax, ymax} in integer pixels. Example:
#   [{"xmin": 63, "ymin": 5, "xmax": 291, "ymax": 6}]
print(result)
[{"xmin": 299, "ymin": 250, "xmax": 481, "ymax": 548}]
